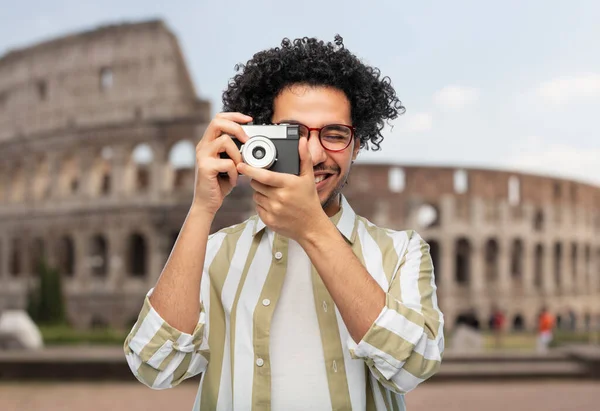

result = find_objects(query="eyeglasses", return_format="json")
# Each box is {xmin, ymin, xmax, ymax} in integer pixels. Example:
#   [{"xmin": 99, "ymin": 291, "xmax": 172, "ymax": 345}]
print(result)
[{"xmin": 277, "ymin": 122, "xmax": 356, "ymax": 152}]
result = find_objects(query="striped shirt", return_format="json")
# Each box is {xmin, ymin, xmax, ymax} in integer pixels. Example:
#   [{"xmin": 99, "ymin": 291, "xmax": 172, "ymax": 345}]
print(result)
[{"xmin": 124, "ymin": 195, "xmax": 444, "ymax": 410}]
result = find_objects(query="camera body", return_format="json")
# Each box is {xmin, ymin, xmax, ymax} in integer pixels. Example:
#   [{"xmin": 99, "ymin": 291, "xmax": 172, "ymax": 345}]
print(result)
[{"xmin": 222, "ymin": 124, "xmax": 300, "ymax": 175}]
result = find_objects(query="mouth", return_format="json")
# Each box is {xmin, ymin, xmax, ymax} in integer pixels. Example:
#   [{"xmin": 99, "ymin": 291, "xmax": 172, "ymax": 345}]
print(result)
[{"xmin": 314, "ymin": 173, "xmax": 334, "ymax": 189}]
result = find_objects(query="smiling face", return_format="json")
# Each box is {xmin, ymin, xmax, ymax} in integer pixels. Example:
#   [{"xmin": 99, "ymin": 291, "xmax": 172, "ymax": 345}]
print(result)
[{"xmin": 272, "ymin": 84, "xmax": 360, "ymax": 217}]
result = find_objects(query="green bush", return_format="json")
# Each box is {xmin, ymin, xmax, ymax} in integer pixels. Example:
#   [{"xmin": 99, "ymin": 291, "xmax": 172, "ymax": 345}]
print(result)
[
  {"xmin": 27, "ymin": 260, "xmax": 66, "ymax": 325},
  {"xmin": 39, "ymin": 324, "xmax": 128, "ymax": 345}
]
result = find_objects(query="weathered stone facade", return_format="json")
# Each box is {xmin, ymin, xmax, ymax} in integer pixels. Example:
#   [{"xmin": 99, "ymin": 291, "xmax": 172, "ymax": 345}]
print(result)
[
  {"xmin": 345, "ymin": 165, "xmax": 600, "ymax": 331},
  {"xmin": 0, "ymin": 21, "xmax": 599, "ymax": 331}
]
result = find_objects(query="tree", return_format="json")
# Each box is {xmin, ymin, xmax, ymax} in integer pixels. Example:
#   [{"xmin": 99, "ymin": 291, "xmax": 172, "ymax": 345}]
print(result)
[{"xmin": 27, "ymin": 260, "xmax": 66, "ymax": 325}]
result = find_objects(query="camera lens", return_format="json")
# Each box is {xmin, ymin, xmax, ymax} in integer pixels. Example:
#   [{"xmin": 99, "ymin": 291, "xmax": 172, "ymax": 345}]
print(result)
[
  {"xmin": 241, "ymin": 136, "xmax": 277, "ymax": 169},
  {"xmin": 252, "ymin": 147, "xmax": 266, "ymax": 160}
]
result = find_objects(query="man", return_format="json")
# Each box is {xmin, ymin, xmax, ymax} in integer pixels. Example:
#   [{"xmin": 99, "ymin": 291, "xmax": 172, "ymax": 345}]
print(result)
[
  {"xmin": 537, "ymin": 307, "xmax": 555, "ymax": 354},
  {"xmin": 124, "ymin": 35, "xmax": 444, "ymax": 410}
]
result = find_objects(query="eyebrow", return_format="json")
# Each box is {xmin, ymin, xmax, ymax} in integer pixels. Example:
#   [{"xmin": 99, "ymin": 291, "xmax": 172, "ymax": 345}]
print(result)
[
  {"xmin": 277, "ymin": 120, "xmax": 349, "ymax": 128},
  {"xmin": 277, "ymin": 119, "xmax": 302, "ymax": 125}
]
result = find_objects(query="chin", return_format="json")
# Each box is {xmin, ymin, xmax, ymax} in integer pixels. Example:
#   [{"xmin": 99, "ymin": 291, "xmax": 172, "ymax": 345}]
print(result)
[{"xmin": 320, "ymin": 190, "xmax": 339, "ymax": 211}]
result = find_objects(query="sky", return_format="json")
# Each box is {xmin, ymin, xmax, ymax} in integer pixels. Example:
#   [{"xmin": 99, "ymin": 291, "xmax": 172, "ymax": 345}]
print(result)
[{"xmin": 1, "ymin": 0, "xmax": 599, "ymax": 185}]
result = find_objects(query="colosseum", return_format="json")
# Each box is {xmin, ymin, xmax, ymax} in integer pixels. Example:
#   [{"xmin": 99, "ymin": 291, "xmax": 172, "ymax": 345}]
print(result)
[{"xmin": 0, "ymin": 20, "xmax": 599, "ymax": 332}]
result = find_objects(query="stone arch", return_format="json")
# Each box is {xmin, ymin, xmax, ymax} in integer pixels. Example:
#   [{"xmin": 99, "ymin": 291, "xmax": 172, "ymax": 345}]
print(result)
[
  {"xmin": 455, "ymin": 238, "xmax": 471, "ymax": 285},
  {"xmin": 89, "ymin": 147, "xmax": 114, "ymax": 197},
  {"xmin": 584, "ymin": 245, "xmax": 591, "ymax": 289},
  {"xmin": 89, "ymin": 234, "xmax": 108, "ymax": 277},
  {"xmin": 9, "ymin": 162, "xmax": 26, "ymax": 202},
  {"xmin": 58, "ymin": 153, "xmax": 79, "ymax": 196},
  {"xmin": 131, "ymin": 143, "xmax": 154, "ymax": 192},
  {"xmin": 31, "ymin": 237, "xmax": 45, "ymax": 275},
  {"xmin": 554, "ymin": 242, "xmax": 563, "ymax": 289},
  {"xmin": 56, "ymin": 236, "xmax": 75, "ymax": 277},
  {"xmin": 510, "ymin": 239, "xmax": 524, "ymax": 282},
  {"xmin": 455, "ymin": 309, "xmax": 480, "ymax": 330},
  {"xmin": 168, "ymin": 139, "xmax": 195, "ymax": 191},
  {"xmin": 32, "ymin": 155, "xmax": 51, "ymax": 201},
  {"xmin": 426, "ymin": 239, "xmax": 440, "ymax": 285},
  {"xmin": 9, "ymin": 238, "xmax": 23, "ymax": 277},
  {"xmin": 534, "ymin": 244, "xmax": 544, "ymax": 288},
  {"xmin": 128, "ymin": 232, "xmax": 147, "ymax": 277},
  {"xmin": 571, "ymin": 243, "xmax": 578, "ymax": 286},
  {"xmin": 533, "ymin": 209, "xmax": 544, "ymax": 232},
  {"xmin": 484, "ymin": 238, "xmax": 499, "ymax": 284},
  {"xmin": 90, "ymin": 314, "xmax": 109, "ymax": 329}
]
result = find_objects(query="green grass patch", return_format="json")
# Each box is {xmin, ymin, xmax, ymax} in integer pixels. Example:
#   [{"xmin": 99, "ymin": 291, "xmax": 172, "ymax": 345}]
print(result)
[
  {"xmin": 477, "ymin": 331, "xmax": 599, "ymax": 351},
  {"xmin": 39, "ymin": 325, "xmax": 129, "ymax": 346}
]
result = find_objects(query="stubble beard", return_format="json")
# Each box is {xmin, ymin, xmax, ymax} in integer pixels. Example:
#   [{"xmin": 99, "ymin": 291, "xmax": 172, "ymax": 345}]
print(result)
[{"xmin": 320, "ymin": 168, "xmax": 351, "ymax": 212}]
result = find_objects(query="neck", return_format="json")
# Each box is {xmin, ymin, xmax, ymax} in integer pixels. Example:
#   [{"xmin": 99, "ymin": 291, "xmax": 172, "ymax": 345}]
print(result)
[{"xmin": 323, "ymin": 193, "xmax": 342, "ymax": 217}]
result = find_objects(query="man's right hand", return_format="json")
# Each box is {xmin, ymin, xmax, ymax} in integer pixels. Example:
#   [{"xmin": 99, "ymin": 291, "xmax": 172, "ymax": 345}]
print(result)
[{"xmin": 192, "ymin": 112, "xmax": 252, "ymax": 215}]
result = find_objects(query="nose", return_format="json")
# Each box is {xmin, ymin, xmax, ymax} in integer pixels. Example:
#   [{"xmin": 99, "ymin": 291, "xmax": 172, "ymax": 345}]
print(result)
[{"xmin": 307, "ymin": 131, "xmax": 327, "ymax": 165}]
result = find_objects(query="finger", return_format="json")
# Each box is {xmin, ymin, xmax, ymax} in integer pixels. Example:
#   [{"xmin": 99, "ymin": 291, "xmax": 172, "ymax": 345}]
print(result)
[
  {"xmin": 298, "ymin": 137, "xmax": 314, "ymax": 177},
  {"xmin": 253, "ymin": 190, "xmax": 269, "ymax": 211},
  {"xmin": 210, "ymin": 135, "xmax": 243, "ymax": 164},
  {"xmin": 237, "ymin": 163, "xmax": 286, "ymax": 187},
  {"xmin": 223, "ymin": 162, "xmax": 238, "ymax": 188},
  {"xmin": 202, "ymin": 117, "xmax": 252, "ymax": 144},
  {"xmin": 249, "ymin": 179, "xmax": 273, "ymax": 197},
  {"xmin": 215, "ymin": 112, "xmax": 253, "ymax": 122},
  {"xmin": 205, "ymin": 158, "xmax": 238, "ymax": 186}
]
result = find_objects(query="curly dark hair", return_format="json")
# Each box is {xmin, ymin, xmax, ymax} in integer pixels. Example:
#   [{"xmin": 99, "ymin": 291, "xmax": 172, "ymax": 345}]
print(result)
[{"xmin": 222, "ymin": 35, "xmax": 405, "ymax": 151}]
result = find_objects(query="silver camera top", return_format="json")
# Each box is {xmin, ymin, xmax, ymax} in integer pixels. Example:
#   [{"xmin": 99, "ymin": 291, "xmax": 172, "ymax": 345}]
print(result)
[{"xmin": 240, "ymin": 123, "xmax": 299, "ymax": 139}]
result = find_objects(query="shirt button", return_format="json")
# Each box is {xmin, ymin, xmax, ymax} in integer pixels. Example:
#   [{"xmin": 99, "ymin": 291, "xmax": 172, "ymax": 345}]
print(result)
[
  {"xmin": 274, "ymin": 251, "xmax": 283, "ymax": 260},
  {"xmin": 262, "ymin": 299, "xmax": 271, "ymax": 307},
  {"xmin": 256, "ymin": 358, "xmax": 264, "ymax": 367}
]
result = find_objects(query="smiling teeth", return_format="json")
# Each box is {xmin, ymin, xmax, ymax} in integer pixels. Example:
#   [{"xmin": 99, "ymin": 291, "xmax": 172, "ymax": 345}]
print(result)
[{"xmin": 315, "ymin": 175, "xmax": 327, "ymax": 184}]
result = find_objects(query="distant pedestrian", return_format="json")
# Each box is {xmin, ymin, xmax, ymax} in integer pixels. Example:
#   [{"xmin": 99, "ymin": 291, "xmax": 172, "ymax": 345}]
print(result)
[
  {"xmin": 537, "ymin": 307, "xmax": 555, "ymax": 353},
  {"xmin": 490, "ymin": 308, "xmax": 506, "ymax": 349}
]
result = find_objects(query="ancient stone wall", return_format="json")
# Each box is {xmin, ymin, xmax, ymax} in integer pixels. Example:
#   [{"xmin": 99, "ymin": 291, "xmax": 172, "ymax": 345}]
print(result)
[{"xmin": 0, "ymin": 21, "xmax": 598, "ymax": 332}]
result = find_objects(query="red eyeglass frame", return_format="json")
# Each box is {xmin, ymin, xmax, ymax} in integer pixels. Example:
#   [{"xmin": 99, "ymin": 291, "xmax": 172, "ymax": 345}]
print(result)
[{"xmin": 276, "ymin": 122, "xmax": 356, "ymax": 152}]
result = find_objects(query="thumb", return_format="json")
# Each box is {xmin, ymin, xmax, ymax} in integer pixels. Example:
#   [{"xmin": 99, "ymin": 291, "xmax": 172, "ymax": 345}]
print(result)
[{"xmin": 299, "ymin": 138, "xmax": 313, "ymax": 177}]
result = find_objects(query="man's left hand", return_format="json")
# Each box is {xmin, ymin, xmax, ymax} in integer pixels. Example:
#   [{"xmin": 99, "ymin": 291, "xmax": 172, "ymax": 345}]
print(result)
[{"xmin": 237, "ymin": 138, "xmax": 328, "ymax": 242}]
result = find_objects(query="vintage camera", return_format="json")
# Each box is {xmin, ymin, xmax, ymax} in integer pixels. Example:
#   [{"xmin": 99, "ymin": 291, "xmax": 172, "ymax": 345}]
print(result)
[{"xmin": 221, "ymin": 124, "xmax": 300, "ymax": 175}]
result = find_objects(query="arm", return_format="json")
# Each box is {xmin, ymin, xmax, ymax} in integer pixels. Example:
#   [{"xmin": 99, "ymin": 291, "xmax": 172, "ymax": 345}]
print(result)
[
  {"xmin": 123, "ymin": 112, "xmax": 252, "ymax": 388},
  {"xmin": 298, "ymin": 216, "xmax": 385, "ymax": 342},
  {"xmin": 149, "ymin": 207, "xmax": 213, "ymax": 333},
  {"xmin": 300, "ymin": 226, "xmax": 444, "ymax": 394}
]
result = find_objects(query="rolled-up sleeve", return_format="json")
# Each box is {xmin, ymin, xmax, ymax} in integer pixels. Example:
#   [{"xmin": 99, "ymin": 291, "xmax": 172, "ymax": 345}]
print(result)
[
  {"xmin": 123, "ymin": 290, "xmax": 209, "ymax": 390},
  {"xmin": 348, "ymin": 231, "xmax": 444, "ymax": 394}
]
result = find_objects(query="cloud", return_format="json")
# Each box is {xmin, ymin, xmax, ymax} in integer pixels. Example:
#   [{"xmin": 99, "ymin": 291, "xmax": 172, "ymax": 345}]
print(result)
[
  {"xmin": 537, "ymin": 73, "xmax": 600, "ymax": 105},
  {"xmin": 507, "ymin": 136, "xmax": 600, "ymax": 185},
  {"xmin": 433, "ymin": 85, "xmax": 479, "ymax": 110},
  {"xmin": 395, "ymin": 112, "xmax": 433, "ymax": 133}
]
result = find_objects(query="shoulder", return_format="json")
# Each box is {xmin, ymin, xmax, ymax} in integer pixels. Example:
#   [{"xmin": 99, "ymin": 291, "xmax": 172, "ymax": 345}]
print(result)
[
  {"xmin": 206, "ymin": 216, "xmax": 259, "ymax": 251},
  {"xmin": 354, "ymin": 215, "xmax": 426, "ymax": 256},
  {"xmin": 209, "ymin": 216, "xmax": 257, "ymax": 238}
]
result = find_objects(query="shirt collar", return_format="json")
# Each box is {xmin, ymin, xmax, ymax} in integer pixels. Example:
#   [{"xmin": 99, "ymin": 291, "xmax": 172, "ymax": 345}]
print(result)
[{"xmin": 252, "ymin": 194, "xmax": 358, "ymax": 244}]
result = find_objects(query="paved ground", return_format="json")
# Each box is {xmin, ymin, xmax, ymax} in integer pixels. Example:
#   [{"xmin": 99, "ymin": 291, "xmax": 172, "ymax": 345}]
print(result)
[{"xmin": 1, "ymin": 381, "xmax": 599, "ymax": 410}]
